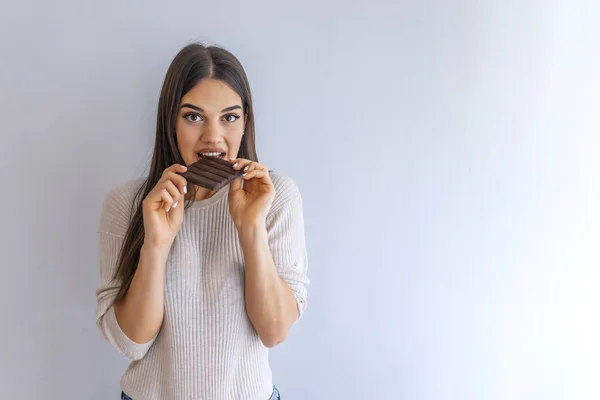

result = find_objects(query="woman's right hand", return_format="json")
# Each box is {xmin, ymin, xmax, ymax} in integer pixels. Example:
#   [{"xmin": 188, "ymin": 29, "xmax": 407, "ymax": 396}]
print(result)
[{"xmin": 142, "ymin": 164, "xmax": 188, "ymax": 250}]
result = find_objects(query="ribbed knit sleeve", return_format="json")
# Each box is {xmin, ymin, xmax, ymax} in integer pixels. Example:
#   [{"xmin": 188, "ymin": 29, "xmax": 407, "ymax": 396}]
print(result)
[
  {"xmin": 267, "ymin": 173, "xmax": 310, "ymax": 320},
  {"xmin": 95, "ymin": 178, "xmax": 157, "ymax": 361}
]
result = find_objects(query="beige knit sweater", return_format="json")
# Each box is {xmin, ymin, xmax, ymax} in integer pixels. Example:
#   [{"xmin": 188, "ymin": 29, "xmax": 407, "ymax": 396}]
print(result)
[{"xmin": 95, "ymin": 172, "xmax": 309, "ymax": 400}]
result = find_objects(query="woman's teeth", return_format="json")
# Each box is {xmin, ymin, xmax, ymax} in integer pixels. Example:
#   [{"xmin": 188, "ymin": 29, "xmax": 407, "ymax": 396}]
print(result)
[{"xmin": 199, "ymin": 152, "xmax": 223, "ymax": 158}]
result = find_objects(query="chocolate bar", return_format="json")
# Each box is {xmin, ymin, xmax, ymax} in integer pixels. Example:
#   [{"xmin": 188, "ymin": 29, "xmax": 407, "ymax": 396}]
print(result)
[{"xmin": 178, "ymin": 156, "xmax": 243, "ymax": 191}]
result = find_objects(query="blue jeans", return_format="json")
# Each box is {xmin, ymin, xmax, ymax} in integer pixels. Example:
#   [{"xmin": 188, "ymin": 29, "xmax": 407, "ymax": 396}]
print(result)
[{"xmin": 121, "ymin": 386, "xmax": 280, "ymax": 399}]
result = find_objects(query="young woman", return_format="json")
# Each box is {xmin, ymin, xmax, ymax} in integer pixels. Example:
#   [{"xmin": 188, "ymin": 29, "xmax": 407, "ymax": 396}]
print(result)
[{"xmin": 95, "ymin": 43, "xmax": 309, "ymax": 400}]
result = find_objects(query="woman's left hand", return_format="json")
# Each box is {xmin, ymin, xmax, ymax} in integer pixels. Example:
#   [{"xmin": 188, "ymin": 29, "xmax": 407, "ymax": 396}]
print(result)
[{"xmin": 228, "ymin": 158, "xmax": 276, "ymax": 230}]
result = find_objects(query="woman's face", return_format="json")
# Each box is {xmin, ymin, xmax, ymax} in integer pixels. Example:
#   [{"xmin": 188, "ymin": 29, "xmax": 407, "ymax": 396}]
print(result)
[{"xmin": 175, "ymin": 78, "xmax": 245, "ymax": 166}]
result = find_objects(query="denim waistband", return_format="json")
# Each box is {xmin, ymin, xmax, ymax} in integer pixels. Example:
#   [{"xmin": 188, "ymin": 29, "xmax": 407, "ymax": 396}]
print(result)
[{"xmin": 122, "ymin": 386, "xmax": 280, "ymax": 399}]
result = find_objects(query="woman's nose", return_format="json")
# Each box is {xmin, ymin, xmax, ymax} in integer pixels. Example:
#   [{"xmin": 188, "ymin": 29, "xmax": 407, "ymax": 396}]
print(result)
[{"xmin": 200, "ymin": 123, "xmax": 223, "ymax": 144}]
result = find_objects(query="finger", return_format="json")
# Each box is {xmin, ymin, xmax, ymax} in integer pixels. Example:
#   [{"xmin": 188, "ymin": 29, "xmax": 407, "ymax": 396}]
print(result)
[
  {"xmin": 162, "ymin": 180, "xmax": 182, "ymax": 204},
  {"xmin": 161, "ymin": 164, "xmax": 188, "ymax": 195},
  {"xmin": 241, "ymin": 162, "xmax": 267, "ymax": 174},
  {"xmin": 242, "ymin": 169, "xmax": 271, "ymax": 182},
  {"xmin": 230, "ymin": 158, "xmax": 253, "ymax": 171},
  {"xmin": 157, "ymin": 181, "xmax": 182, "ymax": 213},
  {"xmin": 164, "ymin": 163, "xmax": 188, "ymax": 175},
  {"xmin": 164, "ymin": 171, "xmax": 188, "ymax": 195},
  {"xmin": 157, "ymin": 188, "xmax": 175, "ymax": 212}
]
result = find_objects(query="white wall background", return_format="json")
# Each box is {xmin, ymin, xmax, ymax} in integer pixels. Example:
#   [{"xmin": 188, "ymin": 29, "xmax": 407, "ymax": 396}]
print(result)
[{"xmin": 0, "ymin": 1, "xmax": 598, "ymax": 399}]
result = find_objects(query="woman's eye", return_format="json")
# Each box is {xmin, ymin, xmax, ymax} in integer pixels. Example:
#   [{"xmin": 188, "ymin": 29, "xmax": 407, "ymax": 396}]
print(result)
[
  {"xmin": 184, "ymin": 113, "xmax": 202, "ymax": 122},
  {"xmin": 223, "ymin": 114, "xmax": 240, "ymax": 123}
]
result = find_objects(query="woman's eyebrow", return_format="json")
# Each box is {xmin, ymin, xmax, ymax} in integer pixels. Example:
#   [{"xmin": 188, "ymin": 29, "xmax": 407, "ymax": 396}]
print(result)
[
  {"xmin": 180, "ymin": 103, "xmax": 242, "ymax": 113},
  {"xmin": 180, "ymin": 103, "xmax": 203, "ymax": 112},
  {"xmin": 220, "ymin": 105, "xmax": 242, "ymax": 113}
]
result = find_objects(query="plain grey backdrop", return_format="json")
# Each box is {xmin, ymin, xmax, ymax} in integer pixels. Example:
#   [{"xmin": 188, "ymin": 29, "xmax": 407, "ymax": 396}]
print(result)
[{"xmin": 1, "ymin": 1, "xmax": 599, "ymax": 399}]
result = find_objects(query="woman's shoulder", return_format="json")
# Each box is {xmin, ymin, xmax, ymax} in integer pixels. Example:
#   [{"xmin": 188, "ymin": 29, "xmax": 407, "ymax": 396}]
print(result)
[
  {"xmin": 98, "ymin": 177, "xmax": 146, "ymax": 236},
  {"xmin": 268, "ymin": 170, "xmax": 303, "ymax": 211}
]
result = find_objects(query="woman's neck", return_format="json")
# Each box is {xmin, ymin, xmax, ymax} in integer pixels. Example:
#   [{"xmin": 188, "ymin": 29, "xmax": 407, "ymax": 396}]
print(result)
[{"xmin": 192, "ymin": 186, "xmax": 216, "ymax": 201}]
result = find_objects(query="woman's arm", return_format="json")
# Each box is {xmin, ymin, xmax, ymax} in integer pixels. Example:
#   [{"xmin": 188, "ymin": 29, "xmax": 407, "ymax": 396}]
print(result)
[
  {"xmin": 96, "ymin": 167, "xmax": 186, "ymax": 360},
  {"xmin": 227, "ymin": 160, "xmax": 310, "ymax": 348},
  {"xmin": 239, "ymin": 225, "xmax": 299, "ymax": 348},
  {"xmin": 113, "ymin": 244, "xmax": 169, "ymax": 344}
]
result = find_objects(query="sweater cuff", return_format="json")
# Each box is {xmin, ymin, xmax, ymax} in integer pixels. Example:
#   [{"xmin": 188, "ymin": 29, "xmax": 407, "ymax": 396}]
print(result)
[{"xmin": 101, "ymin": 305, "xmax": 157, "ymax": 361}]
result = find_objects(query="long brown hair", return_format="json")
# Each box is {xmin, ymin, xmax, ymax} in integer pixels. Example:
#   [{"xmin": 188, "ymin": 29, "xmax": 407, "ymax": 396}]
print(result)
[{"xmin": 113, "ymin": 43, "xmax": 258, "ymax": 302}]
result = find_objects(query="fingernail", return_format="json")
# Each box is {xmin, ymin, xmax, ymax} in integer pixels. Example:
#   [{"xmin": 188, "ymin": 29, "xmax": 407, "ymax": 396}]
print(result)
[
  {"xmin": 173, "ymin": 201, "xmax": 178, "ymax": 209},
  {"xmin": 243, "ymin": 172, "xmax": 247, "ymax": 176},
  {"xmin": 166, "ymin": 207, "xmax": 171, "ymax": 212},
  {"xmin": 243, "ymin": 165, "xmax": 249, "ymax": 171},
  {"xmin": 233, "ymin": 163, "xmax": 238, "ymax": 168},
  {"xmin": 184, "ymin": 186, "xmax": 188, "ymax": 194}
]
